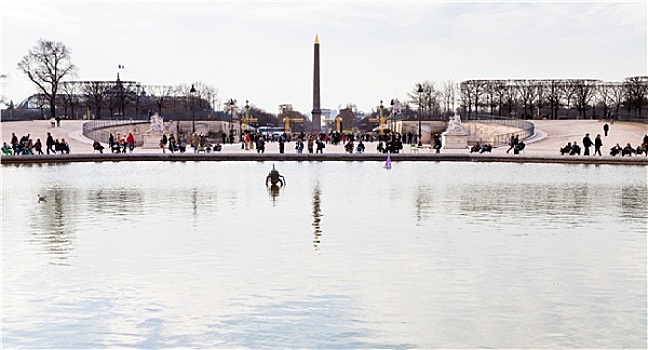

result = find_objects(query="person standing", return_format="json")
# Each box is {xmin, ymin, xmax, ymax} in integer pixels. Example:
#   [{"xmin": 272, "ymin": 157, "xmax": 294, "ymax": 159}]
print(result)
[
  {"xmin": 506, "ymin": 134, "xmax": 518, "ymax": 154},
  {"xmin": 433, "ymin": 134, "xmax": 442, "ymax": 153},
  {"xmin": 168, "ymin": 134, "xmax": 177, "ymax": 153},
  {"xmin": 603, "ymin": 123, "xmax": 609, "ymax": 137},
  {"xmin": 59, "ymin": 138, "xmax": 70, "ymax": 154},
  {"xmin": 307, "ymin": 135, "xmax": 314, "ymax": 154},
  {"xmin": 256, "ymin": 135, "xmax": 265, "ymax": 154},
  {"xmin": 582, "ymin": 133, "xmax": 593, "ymax": 156},
  {"xmin": 160, "ymin": 134, "xmax": 167, "ymax": 153},
  {"xmin": 243, "ymin": 132, "xmax": 250, "ymax": 150},
  {"xmin": 594, "ymin": 134, "xmax": 603, "ymax": 156},
  {"xmin": 46, "ymin": 132, "xmax": 55, "ymax": 155},
  {"xmin": 126, "ymin": 132, "xmax": 136, "ymax": 153},
  {"xmin": 316, "ymin": 138, "xmax": 325, "ymax": 153},
  {"xmin": 278, "ymin": 134, "xmax": 285, "ymax": 154},
  {"xmin": 10, "ymin": 132, "xmax": 18, "ymax": 150},
  {"xmin": 34, "ymin": 138, "xmax": 43, "ymax": 155},
  {"xmin": 191, "ymin": 133, "xmax": 200, "ymax": 153}
]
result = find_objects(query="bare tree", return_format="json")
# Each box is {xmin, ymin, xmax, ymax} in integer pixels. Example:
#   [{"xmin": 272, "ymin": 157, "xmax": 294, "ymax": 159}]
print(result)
[
  {"xmin": 483, "ymin": 81, "xmax": 499, "ymax": 115},
  {"xmin": 491, "ymin": 80, "xmax": 508, "ymax": 117},
  {"xmin": 440, "ymin": 80, "xmax": 455, "ymax": 116},
  {"xmin": 409, "ymin": 81, "xmax": 440, "ymax": 117},
  {"xmin": 514, "ymin": 80, "xmax": 535, "ymax": 119},
  {"xmin": 60, "ymin": 81, "xmax": 81, "ymax": 119},
  {"xmin": 81, "ymin": 81, "xmax": 108, "ymax": 120},
  {"xmin": 0, "ymin": 73, "xmax": 9, "ymax": 106},
  {"xmin": 531, "ymin": 80, "xmax": 548, "ymax": 119},
  {"xmin": 559, "ymin": 81, "xmax": 577, "ymax": 118},
  {"xmin": 546, "ymin": 80, "xmax": 562, "ymax": 119},
  {"xmin": 17, "ymin": 39, "xmax": 77, "ymax": 119},
  {"xmin": 623, "ymin": 76, "xmax": 648, "ymax": 117},
  {"xmin": 572, "ymin": 79, "xmax": 598, "ymax": 119}
]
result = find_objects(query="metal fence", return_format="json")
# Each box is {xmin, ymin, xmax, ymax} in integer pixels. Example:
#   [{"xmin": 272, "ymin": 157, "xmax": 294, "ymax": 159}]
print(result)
[
  {"xmin": 466, "ymin": 114, "xmax": 535, "ymax": 147},
  {"xmin": 82, "ymin": 120, "xmax": 149, "ymax": 144}
]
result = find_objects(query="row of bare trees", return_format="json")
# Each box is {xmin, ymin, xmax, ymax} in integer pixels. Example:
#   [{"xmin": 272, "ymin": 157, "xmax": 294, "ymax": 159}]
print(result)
[
  {"xmin": 457, "ymin": 78, "xmax": 648, "ymax": 120},
  {"xmin": 55, "ymin": 80, "xmax": 221, "ymax": 120},
  {"xmin": 397, "ymin": 78, "xmax": 648, "ymax": 121}
]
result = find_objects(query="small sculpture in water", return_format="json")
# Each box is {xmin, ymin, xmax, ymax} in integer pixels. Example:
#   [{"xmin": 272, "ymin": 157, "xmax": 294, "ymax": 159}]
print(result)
[{"xmin": 266, "ymin": 164, "xmax": 286, "ymax": 187}]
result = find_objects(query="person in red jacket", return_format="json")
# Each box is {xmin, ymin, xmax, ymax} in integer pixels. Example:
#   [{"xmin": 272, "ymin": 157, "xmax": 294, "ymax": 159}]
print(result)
[{"xmin": 126, "ymin": 133, "xmax": 136, "ymax": 153}]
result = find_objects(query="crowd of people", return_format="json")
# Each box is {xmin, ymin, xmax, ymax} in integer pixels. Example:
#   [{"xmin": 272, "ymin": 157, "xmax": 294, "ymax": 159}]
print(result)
[
  {"xmin": 559, "ymin": 124, "xmax": 648, "ymax": 157},
  {"xmin": 2, "ymin": 132, "xmax": 69, "ymax": 155},
  {"xmin": 3, "ymin": 121, "xmax": 646, "ymax": 158}
]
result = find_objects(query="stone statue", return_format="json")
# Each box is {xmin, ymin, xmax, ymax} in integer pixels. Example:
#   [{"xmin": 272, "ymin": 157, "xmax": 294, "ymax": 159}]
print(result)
[
  {"xmin": 146, "ymin": 113, "xmax": 165, "ymax": 134},
  {"xmin": 391, "ymin": 98, "xmax": 403, "ymax": 115},
  {"xmin": 447, "ymin": 113, "xmax": 463, "ymax": 133}
]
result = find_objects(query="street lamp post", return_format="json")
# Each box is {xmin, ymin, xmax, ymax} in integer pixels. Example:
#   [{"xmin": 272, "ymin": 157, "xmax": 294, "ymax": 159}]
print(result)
[
  {"xmin": 115, "ymin": 73, "xmax": 124, "ymax": 120},
  {"xmin": 190, "ymin": 84, "xmax": 196, "ymax": 134},
  {"xmin": 243, "ymin": 100, "xmax": 250, "ymax": 136},
  {"xmin": 228, "ymin": 98, "xmax": 236, "ymax": 144},
  {"xmin": 379, "ymin": 100, "xmax": 384, "ymax": 134},
  {"xmin": 135, "ymin": 83, "xmax": 141, "ymax": 119},
  {"xmin": 417, "ymin": 84, "xmax": 424, "ymax": 146},
  {"xmin": 390, "ymin": 99, "xmax": 395, "ymax": 133}
]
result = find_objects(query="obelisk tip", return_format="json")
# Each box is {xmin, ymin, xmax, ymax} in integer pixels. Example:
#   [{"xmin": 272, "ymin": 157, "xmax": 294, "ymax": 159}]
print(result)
[{"xmin": 314, "ymin": 34, "xmax": 319, "ymax": 44}]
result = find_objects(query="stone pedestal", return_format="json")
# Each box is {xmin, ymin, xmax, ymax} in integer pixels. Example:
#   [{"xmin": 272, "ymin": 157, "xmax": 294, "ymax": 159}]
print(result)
[
  {"xmin": 142, "ymin": 134, "xmax": 163, "ymax": 149},
  {"xmin": 442, "ymin": 130, "xmax": 468, "ymax": 149}
]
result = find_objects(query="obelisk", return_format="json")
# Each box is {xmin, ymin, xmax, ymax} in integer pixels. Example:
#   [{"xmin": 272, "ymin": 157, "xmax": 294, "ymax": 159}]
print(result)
[{"xmin": 311, "ymin": 34, "xmax": 322, "ymax": 133}]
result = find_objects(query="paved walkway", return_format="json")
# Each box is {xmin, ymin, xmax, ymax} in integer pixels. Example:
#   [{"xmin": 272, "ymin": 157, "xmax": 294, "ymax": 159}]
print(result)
[{"xmin": 1, "ymin": 119, "xmax": 647, "ymax": 158}]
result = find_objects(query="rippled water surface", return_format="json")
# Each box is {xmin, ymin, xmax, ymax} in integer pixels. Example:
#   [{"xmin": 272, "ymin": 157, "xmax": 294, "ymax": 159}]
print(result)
[{"xmin": 2, "ymin": 161, "xmax": 646, "ymax": 348}]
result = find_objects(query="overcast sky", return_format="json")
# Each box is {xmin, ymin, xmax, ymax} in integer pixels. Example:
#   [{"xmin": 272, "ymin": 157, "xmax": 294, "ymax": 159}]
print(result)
[{"xmin": 1, "ymin": 1, "xmax": 646, "ymax": 116}]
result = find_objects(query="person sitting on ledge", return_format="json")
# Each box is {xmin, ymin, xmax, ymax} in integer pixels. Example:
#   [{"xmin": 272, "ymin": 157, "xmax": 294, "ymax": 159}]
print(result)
[
  {"xmin": 93, "ymin": 140, "xmax": 105, "ymax": 154},
  {"xmin": 2, "ymin": 142, "xmax": 13, "ymax": 155},
  {"xmin": 569, "ymin": 141, "xmax": 581, "ymax": 155},
  {"xmin": 14, "ymin": 142, "xmax": 26, "ymax": 155},
  {"xmin": 621, "ymin": 143, "xmax": 635, "ymax": 157},
  {"xmin": 610, "ymin": 143, "xmax": 622, "ymax": 156},
  {"xmin": 213, "ymin": 143, "xmax": 222, "ymax": 152},
  {"xmin": 560, "ymin": 142, "xmax": 572, "ymax": 155},
  {"xmin": 470, "ymin": 143, "xmax": 481, "ymax": 153},
  {"xmin": 377, "ymin": 141, "xmax": 385, "ymax": 153},
  {"xmin": 356, "ymin": 141, "xmax": 365, "ymax": 154},
  {"xmin": 344, "ymin": 141, "xmax": 354, "ymax": 154},
  {"xmin": 57, "ymin": 138, "xmax": 70, "ymax": 154},
  {"xmin": 111, "ymin": 141, "xmax": 122, "ymax": 153},
  {"xmin": 514, "ymin": 140, "xmax": 526, "ymax": 154},
  {"xmin": 480, "ymin": 144, "xmax": 493, "ymax": 153},
  {"xmin": 24, "ymin": 139, "xmax": 34, "ymax": 155},
  {"xmin": 636, "ymin": 142, "xmax": 648, "ymax": 157}
]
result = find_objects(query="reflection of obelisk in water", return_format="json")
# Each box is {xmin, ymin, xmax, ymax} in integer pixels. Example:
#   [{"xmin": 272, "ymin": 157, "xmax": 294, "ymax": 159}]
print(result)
[
  {"xmin": 311, "ymin": 34, "xmax": 322, "ymax": 133},
  {"xmin": 312, "ymin": 183, "xmax": 322, "ymax": 249}
]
